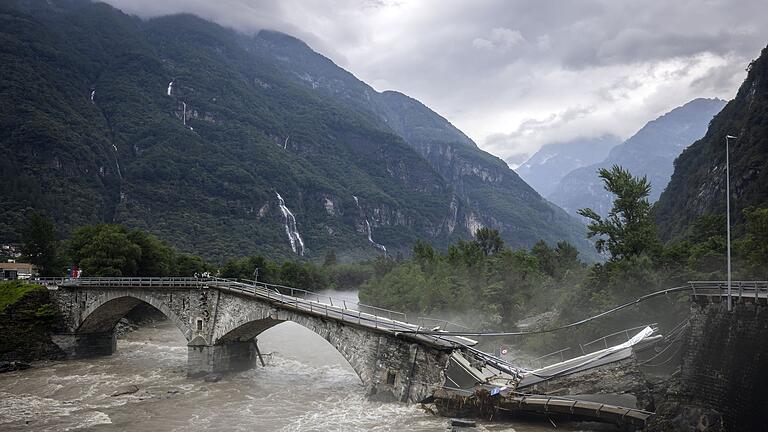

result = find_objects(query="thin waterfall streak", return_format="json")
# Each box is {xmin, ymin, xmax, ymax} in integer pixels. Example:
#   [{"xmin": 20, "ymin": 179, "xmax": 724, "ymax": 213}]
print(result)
[
  {"xmin": 276, "ymin": 192, "xmax": 305, "ymax": 256},
  {"xmin": 353, "ymin": 195, "xmax": 385, "ymax": 253},
  {"xmin": 365, "ymin": 220, "xmax": 387, "ymax": 253},
  {"xmin": 112, "ymin": 144, "xmax": 122, "ymax": 179}
]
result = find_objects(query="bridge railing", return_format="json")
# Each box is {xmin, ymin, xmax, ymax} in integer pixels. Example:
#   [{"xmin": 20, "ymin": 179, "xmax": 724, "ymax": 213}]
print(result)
[
  {"xmin": 520, "ymin": 323, "xmax": 658, "ymax": 370},
  {"xmin": 223, "ymin": 279, "xmax": 456, "ymax": 346},
  {"xmin": 238, "ymin": 278, "xmax": 412, "ymax": 323},
  {"xmin": 37, "ymin": 276, "xmax": 468, "ymax": 347},
  {"xmin": 578, "ymin": 323, "xmax": 658, "ymax": 355},
  {"xmin": 688, "ymin": 280, "xmax": 768, "ymax": 302}
]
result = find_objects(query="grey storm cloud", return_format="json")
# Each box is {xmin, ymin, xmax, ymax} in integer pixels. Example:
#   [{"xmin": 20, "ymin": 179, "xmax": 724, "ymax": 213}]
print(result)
[{"xmin": 101, "ymin": 0, "xmax": 768, "ymax": 163}]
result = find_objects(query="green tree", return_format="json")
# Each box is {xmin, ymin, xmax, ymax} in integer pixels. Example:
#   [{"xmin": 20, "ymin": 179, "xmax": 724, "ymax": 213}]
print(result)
[
  {"xmin": 475, "ymin": 227, "xmax": 504, "ymax": 256},
  {"xmin": 412, "ymin": 240, "xmax": 437, "ymax": 264},
  {"xmin": 578, "ymin": 166, "xmax": 660, "ymax": 261},
  {"xmin": 532, "ymin": 240, "xmax": 556, "ymax": 276},
  {"xmin": 175, "ymin": 254, "xmax": 210, "ymax": 276},
  {"xmin": 323, "ymin": 249, "xmax": 338, "ymax": 267},
  {"xmin": 737, "ymin": 207, "xmax": 768, "ymax": 277},
  {"xmin": 68, "ymin": 225, "xmax": 142, "ymax": 276},
  {"xmin": 20, "ymin": 212, "xmax": 61, "ymax": 276},
  {"xmin": 128, "ymin": 230, "xmax": 176, "ymax": 276}
]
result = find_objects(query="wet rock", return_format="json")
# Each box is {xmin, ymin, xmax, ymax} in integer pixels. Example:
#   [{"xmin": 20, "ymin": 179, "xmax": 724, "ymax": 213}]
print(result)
[
  {"xmin": 450, "ymin": 418, "xmax": 476, "ymax": 427},
  {"xmin": 110, "ymin": 384, "xmax": 139, "ymax": 396},
  {"xmin": 203, "ymin": 373, "xmax": 222, "ymax": 382},
  {"xmin": 0, "ymin": 361, "xmax": 31, "ymax": 373}
]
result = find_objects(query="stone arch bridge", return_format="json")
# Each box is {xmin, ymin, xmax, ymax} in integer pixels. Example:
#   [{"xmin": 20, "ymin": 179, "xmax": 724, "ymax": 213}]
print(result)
[{"xmin": 43, "ymin": 277, "xmax": 476, "ymax": 403}]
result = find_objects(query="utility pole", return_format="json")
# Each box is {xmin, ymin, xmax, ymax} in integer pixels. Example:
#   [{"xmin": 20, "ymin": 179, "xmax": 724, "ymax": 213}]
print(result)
[{"xmin": 725, "ymin": 135, "xmax": 737, "ymax": 311}]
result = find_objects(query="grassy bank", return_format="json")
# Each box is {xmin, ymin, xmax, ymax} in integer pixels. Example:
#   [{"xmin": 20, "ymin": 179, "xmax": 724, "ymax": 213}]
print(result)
[
  {"xmin": 0, "ymin": 280, "xmax": 44, "ymax": 311},
  {"xmin": 0, "ymin": 280, "xmax": 64, "ymax": 362}
]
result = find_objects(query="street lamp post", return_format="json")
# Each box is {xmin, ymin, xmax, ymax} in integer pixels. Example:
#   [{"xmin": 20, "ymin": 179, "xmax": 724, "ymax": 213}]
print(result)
[{"xmin": 725, "ymin": 135, "xmax": 737, "ymax": 311}]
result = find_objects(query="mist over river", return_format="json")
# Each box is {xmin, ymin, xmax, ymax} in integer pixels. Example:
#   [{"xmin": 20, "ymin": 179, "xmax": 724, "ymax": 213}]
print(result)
[{"xmin": 0, "ymin": 291, "xmax": 604, "ymax": 432}]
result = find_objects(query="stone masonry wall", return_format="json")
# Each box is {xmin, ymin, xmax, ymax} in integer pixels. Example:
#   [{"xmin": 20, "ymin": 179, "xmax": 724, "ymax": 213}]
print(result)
[{"xmin": 676, "ymin": 299, "xmax": 768, "ymax": 431}]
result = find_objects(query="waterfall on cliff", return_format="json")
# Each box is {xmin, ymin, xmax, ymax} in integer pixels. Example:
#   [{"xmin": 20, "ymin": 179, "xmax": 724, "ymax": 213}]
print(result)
[
  {"xmin": 353, "ymin": 195, "xmax": 387, "ymax": 254},
  {"xmin": 276, "ymin": 192, "xmax": 305, "ymax": 256}
]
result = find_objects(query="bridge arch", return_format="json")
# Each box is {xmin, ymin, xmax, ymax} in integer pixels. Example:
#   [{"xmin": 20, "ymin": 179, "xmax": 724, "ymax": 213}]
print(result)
[
  {"xmin": 213, "ymin": 309, "xmax": 374, "ymax": 385},
  {"xmin": 77, "ymin": 291, "xmax": 192, "ymax": 341}
]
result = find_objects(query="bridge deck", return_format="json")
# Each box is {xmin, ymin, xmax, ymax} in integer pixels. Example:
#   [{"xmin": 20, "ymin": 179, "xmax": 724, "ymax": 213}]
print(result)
[
  {"xmin": 38, "ymin": 277, "xmax": 476, "ymax": 349},
  {"xmin": 433, "ymin": 388, "xmax": 652, "ymax": 427}
]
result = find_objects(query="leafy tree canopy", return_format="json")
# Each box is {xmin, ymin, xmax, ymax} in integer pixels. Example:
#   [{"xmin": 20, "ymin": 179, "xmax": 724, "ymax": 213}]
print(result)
[{"xmin": 578, "ymin": 165, "xmax": 661, "ymax": 261}]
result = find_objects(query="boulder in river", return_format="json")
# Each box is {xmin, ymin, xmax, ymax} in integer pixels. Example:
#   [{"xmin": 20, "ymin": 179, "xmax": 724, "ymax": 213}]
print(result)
[
  {"xmin": 0, "ymin": 361, "xmax": 31, "ymax": 373},
  {"xmin": 203, "ymin": 373, "xmax": 222, "ymax": 382},
  {"xmin": 110, "ymin": 384, "xmax": 140, "ymax": 396}
]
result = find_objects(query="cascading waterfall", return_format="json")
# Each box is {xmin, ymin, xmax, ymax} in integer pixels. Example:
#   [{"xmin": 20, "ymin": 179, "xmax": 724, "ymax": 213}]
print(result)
[
  {"xmin": 364, "ymin": 220, "xmax": 387, "ymax": 253},
  {"xmin": 112, "ymin": 144, "xmax": 122, "ymax": 179},
  {"xmin": 276, "ymin": 192, "xmax": 305, "ymax": 256},
  {"xmin": 352, "ymin": 195, "xmax": 386, "ymax": 254},
  {"xmin": 167, "ymin": 80, "xmax": 174, "ymax": 96},
  {"xmin": 90, "ymin": 90, "xmax": 95, "ymax": 102}
]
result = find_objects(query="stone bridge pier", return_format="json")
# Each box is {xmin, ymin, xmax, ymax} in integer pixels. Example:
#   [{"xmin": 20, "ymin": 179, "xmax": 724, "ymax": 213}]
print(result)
[{"xmin": 49, "ymin": 284, "xmax": 452, "ymax": 403}]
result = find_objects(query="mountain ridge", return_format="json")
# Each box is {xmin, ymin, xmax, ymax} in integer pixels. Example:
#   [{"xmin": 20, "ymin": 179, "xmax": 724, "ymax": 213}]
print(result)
[
  {"xmin": 0, "ymin": 0, "xmax": 594, "ymax": 262},
  {"xmin": 548, "ymin": 98, "xmax": 726, "ymax": 217},
  {"xmin": 515, "ymin": 134, "xmax": 620, "ymax": 197},
  {"xmin": 656, "ymin": 45, "xmax": 768, "ymax": 239}
]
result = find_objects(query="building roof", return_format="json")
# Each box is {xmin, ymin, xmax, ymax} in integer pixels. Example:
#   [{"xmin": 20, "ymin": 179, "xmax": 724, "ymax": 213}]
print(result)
[{"xmin": 0, "ymin": 262, "xmax": 36, "ymax": 272}]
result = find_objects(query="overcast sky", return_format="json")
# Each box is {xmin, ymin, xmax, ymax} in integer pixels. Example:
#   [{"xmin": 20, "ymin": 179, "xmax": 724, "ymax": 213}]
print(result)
[{"xmin": 103, "ymin": 0, "xmax": 768, "ymax": 166}]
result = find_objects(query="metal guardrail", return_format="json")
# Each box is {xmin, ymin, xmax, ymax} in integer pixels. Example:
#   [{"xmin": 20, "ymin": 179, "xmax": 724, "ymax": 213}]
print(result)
[
  {"xmin": 688, "ymin": 280, "xmax": 768, "ymax": 302},
  {"xmin": 579, "ymin": 323, "xmax": 658, "ymax": 355},
  {"xmin": 34, "ymin": 277, "xmax": 468, "ymax": 348},
  {"xmin": 523, "ymin": 323, "xmax": 657, "ymax": 370}
]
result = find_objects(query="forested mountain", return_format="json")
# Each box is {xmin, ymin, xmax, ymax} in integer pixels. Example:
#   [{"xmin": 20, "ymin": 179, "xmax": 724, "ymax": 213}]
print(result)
[
  {"xmin": 548, "ymin": 98, "xmax": 726, "ymax": 217},
  {"xmin": 515, "ymin": 135, "xmax": 620, "ymax": 197},
  {"xmin": 0, "ymin": 0, "xmax": 593, "ymax": 262},
  {"xmin": 656, "ymin": 45, "xmax": 768, "ymax": 239}
]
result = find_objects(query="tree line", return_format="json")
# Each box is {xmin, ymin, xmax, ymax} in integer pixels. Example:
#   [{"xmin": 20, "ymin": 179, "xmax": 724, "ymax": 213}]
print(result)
[
  {"xmin": 18, "ymin": 165, "xmax": 768, "ymax": 351},
  {"xmin": 18, "ymin": 215, "xmax": 374, "ymax": 292}
]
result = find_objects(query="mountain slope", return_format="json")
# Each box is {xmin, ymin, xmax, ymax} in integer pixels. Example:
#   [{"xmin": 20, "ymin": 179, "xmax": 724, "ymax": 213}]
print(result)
[
  {"xmin": 0, "ymin": 0, "xmax": 593, "ymax": 262},
  {"xmin": 515, "ymin": 135, "xmax": 620, "ymax": 197},
  {"xmin": 249, "ymin": 31, "xmax": 595, "ymax": 257},
  {"xmin": 656, "ymin": 46, "xmax": 768, "ymax": 239},
  {"xmin": 548, "ymin": 98, "xmax": 726, "ymax": 217}
]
